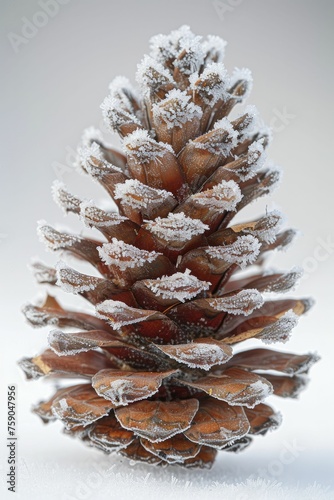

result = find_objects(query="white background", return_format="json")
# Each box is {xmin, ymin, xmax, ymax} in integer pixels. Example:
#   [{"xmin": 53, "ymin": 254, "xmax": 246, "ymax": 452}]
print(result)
[{"xmin": 1, "ymin": 1, "xmax": 333, "ymax": 498}]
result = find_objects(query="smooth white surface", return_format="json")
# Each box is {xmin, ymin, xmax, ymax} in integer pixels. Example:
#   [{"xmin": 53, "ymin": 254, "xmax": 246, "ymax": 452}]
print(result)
[{"xmin": 1, "ymin": 1, "xmax": 334, "ymax": 498}]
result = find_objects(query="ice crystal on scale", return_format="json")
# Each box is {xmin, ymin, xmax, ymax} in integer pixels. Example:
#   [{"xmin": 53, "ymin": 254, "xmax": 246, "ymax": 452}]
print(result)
[
  {"xmin": 145, "ymin": 213, "xmax": 209, "ymax": 242},
  {"xmin": 144, "ymin": 269, "xmax": 211, "ymax": 303},
  {"xmin": 98, "ymin": 239, "xmax": 160, "ymax": 270}
]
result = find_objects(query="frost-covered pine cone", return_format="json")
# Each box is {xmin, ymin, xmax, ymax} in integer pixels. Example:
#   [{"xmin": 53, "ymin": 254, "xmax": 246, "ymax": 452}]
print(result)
[{"xmin": 20, "ymin": 26, "xmax": 318, "ymax": 469}]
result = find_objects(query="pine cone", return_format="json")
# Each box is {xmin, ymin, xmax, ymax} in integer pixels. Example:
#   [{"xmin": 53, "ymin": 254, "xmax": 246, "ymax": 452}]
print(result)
[{"xmin": 20, "ymin": 26, "xmax": 318, "ymax": 469}]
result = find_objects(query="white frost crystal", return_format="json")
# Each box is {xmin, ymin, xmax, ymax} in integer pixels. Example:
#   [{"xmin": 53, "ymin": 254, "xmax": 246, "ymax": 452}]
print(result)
[
  {"xmin": 202, "ymin": 35, "xmax": 227, "ymax": 63},
  {"xmin": 51, "ymin": 181, "xmax": 82, "ymax": 214},
  {"xmin": 99, "ymin": 378, "xmax": 134, "ymax": 406},
  {"xmin": 96, "ymin": 300, "xmax": 156, "ymax": 330},
  {"xmin": 208, "ymin": 289, "xmax": 264, "ymax": 315},
  {"xmin": 98, "ymin": 238, "xmax": 161, "ymax": 270},
  {"xmin": 80, "ymin": 126, "xmax": 104, "ymax": 148},
  {"xmin": 189, "ymin": 62, "xmax": 229, "ymax": 105},
  {"xmin": 247, "ymin": 138, "xmax": 266, "ymax": 170},
  {"xmin": 22, "ymin": 304, "xmax": 58, "ymax": 327},
  {"xmin": 37, "ymin": 221, "xmax": 80, "ymax": 251},
  {"xmin": 178, "ymin": 345, "xmax": 227, "ymax": 370},
  {"xmin": 235, "ymin": 105, "xmax": 259, "ymax": 138},
  {"xmin": 80, "ymin": 201, "xmax": 127, "ymax": 228},
  {"xmin": 136, "ymin": 55, "xmax": 173, "ymax": 99},
  {"xmin": 78, "ymin": 141, "xmax": 122, "ymax": 177},
  {"xmin": 205, "ymin": 235, "xmax": 261, "ymax": 268},
  {"xmin": 265, "ymin": 267, "xmax": 303, "ymax": 293},
  {"xmin": 123, "ymin": 129, "xmax": 174, "ymax": 163},
  {"xmin": 253, "ymin": 210, "xmax": 284, "ymax": 244},
  {"xmin": 173, "ymin": 34, "xmax": 205, "ymax": 75},
  {"xmin": 101, "ymin": 95, "xmax": 141, "ymax": 132},
  {"xmin": 144, "ymin": 269, "xmax": 210, "ymax": 302},
  {"xmin": 114, "ymin": 179, "xmax": 173, "ymax": 210},
  {"xmin": 152, "ymin": 89, "xmax": 202, "ymax": 129},
  {"xmin": 193, "ymin": 117, "xmax": 238, "ymax": 155},
  {"xmin": 149, "ymin": 25, "xmax": 194, "ymax": 63},
  {"xmin": 150, "ymin": 25, "xmax": 205, "ymax": 75},
  {"xmin": 159, "ymin": 341, "xmax": 233, "ymax": 371},
  {"xmin": 55, "ymin": 261, "xmax": 99, "ymax": 294},
  {"xmin": 192, "ymin": 180, "xmax": 242, "ymax": 211},
  {"xmin": 146, "ymin": 213, "xmax": 209, "ymax": 242},
  {"xmin": 260, "ymin": 310, "xmax": 299, "ymax": 344},
  {"xmin": 230, "ymin": 67, "xmax": 253, "ymax": 99},
  {"xmin": 108, "ymin": 75, "xmax": 139, "ymax": 108},
  {"xmin": 79, "ymin": 141, "xmax": 103, "ymax": 171}
]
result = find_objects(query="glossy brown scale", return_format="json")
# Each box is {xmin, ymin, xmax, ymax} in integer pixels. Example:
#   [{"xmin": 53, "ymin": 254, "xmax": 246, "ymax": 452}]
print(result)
[
  {"xmin": 19, "ymin": 348, "xmax": 116, "ymax": 380},
  {"xmin": 50, "ymin": 384, "xmax": 116, "ymax": 428},
  {"xmin": 88, "ymin": 415, "xmax": 134, "ymax": 452},
  {"xmin": 22, "ymin": 295, "xmax": 115, "ymax": 333},
  {"xmin": 184, "ymin": 398, "xmax": 250, "ymax": 448},
  {"xmin": 245, "ymin": 403, "xmax": 281, "ymax": 435},
  {"xmin": 141, "ymin": 434, "xmax": 201, "ymax": 463}
]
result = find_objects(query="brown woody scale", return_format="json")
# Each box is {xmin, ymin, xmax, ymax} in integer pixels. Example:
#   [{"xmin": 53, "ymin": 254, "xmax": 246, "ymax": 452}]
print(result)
[{"xmin": 19, "ymin": 26, "xmax": 318, "ymax": 469}]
